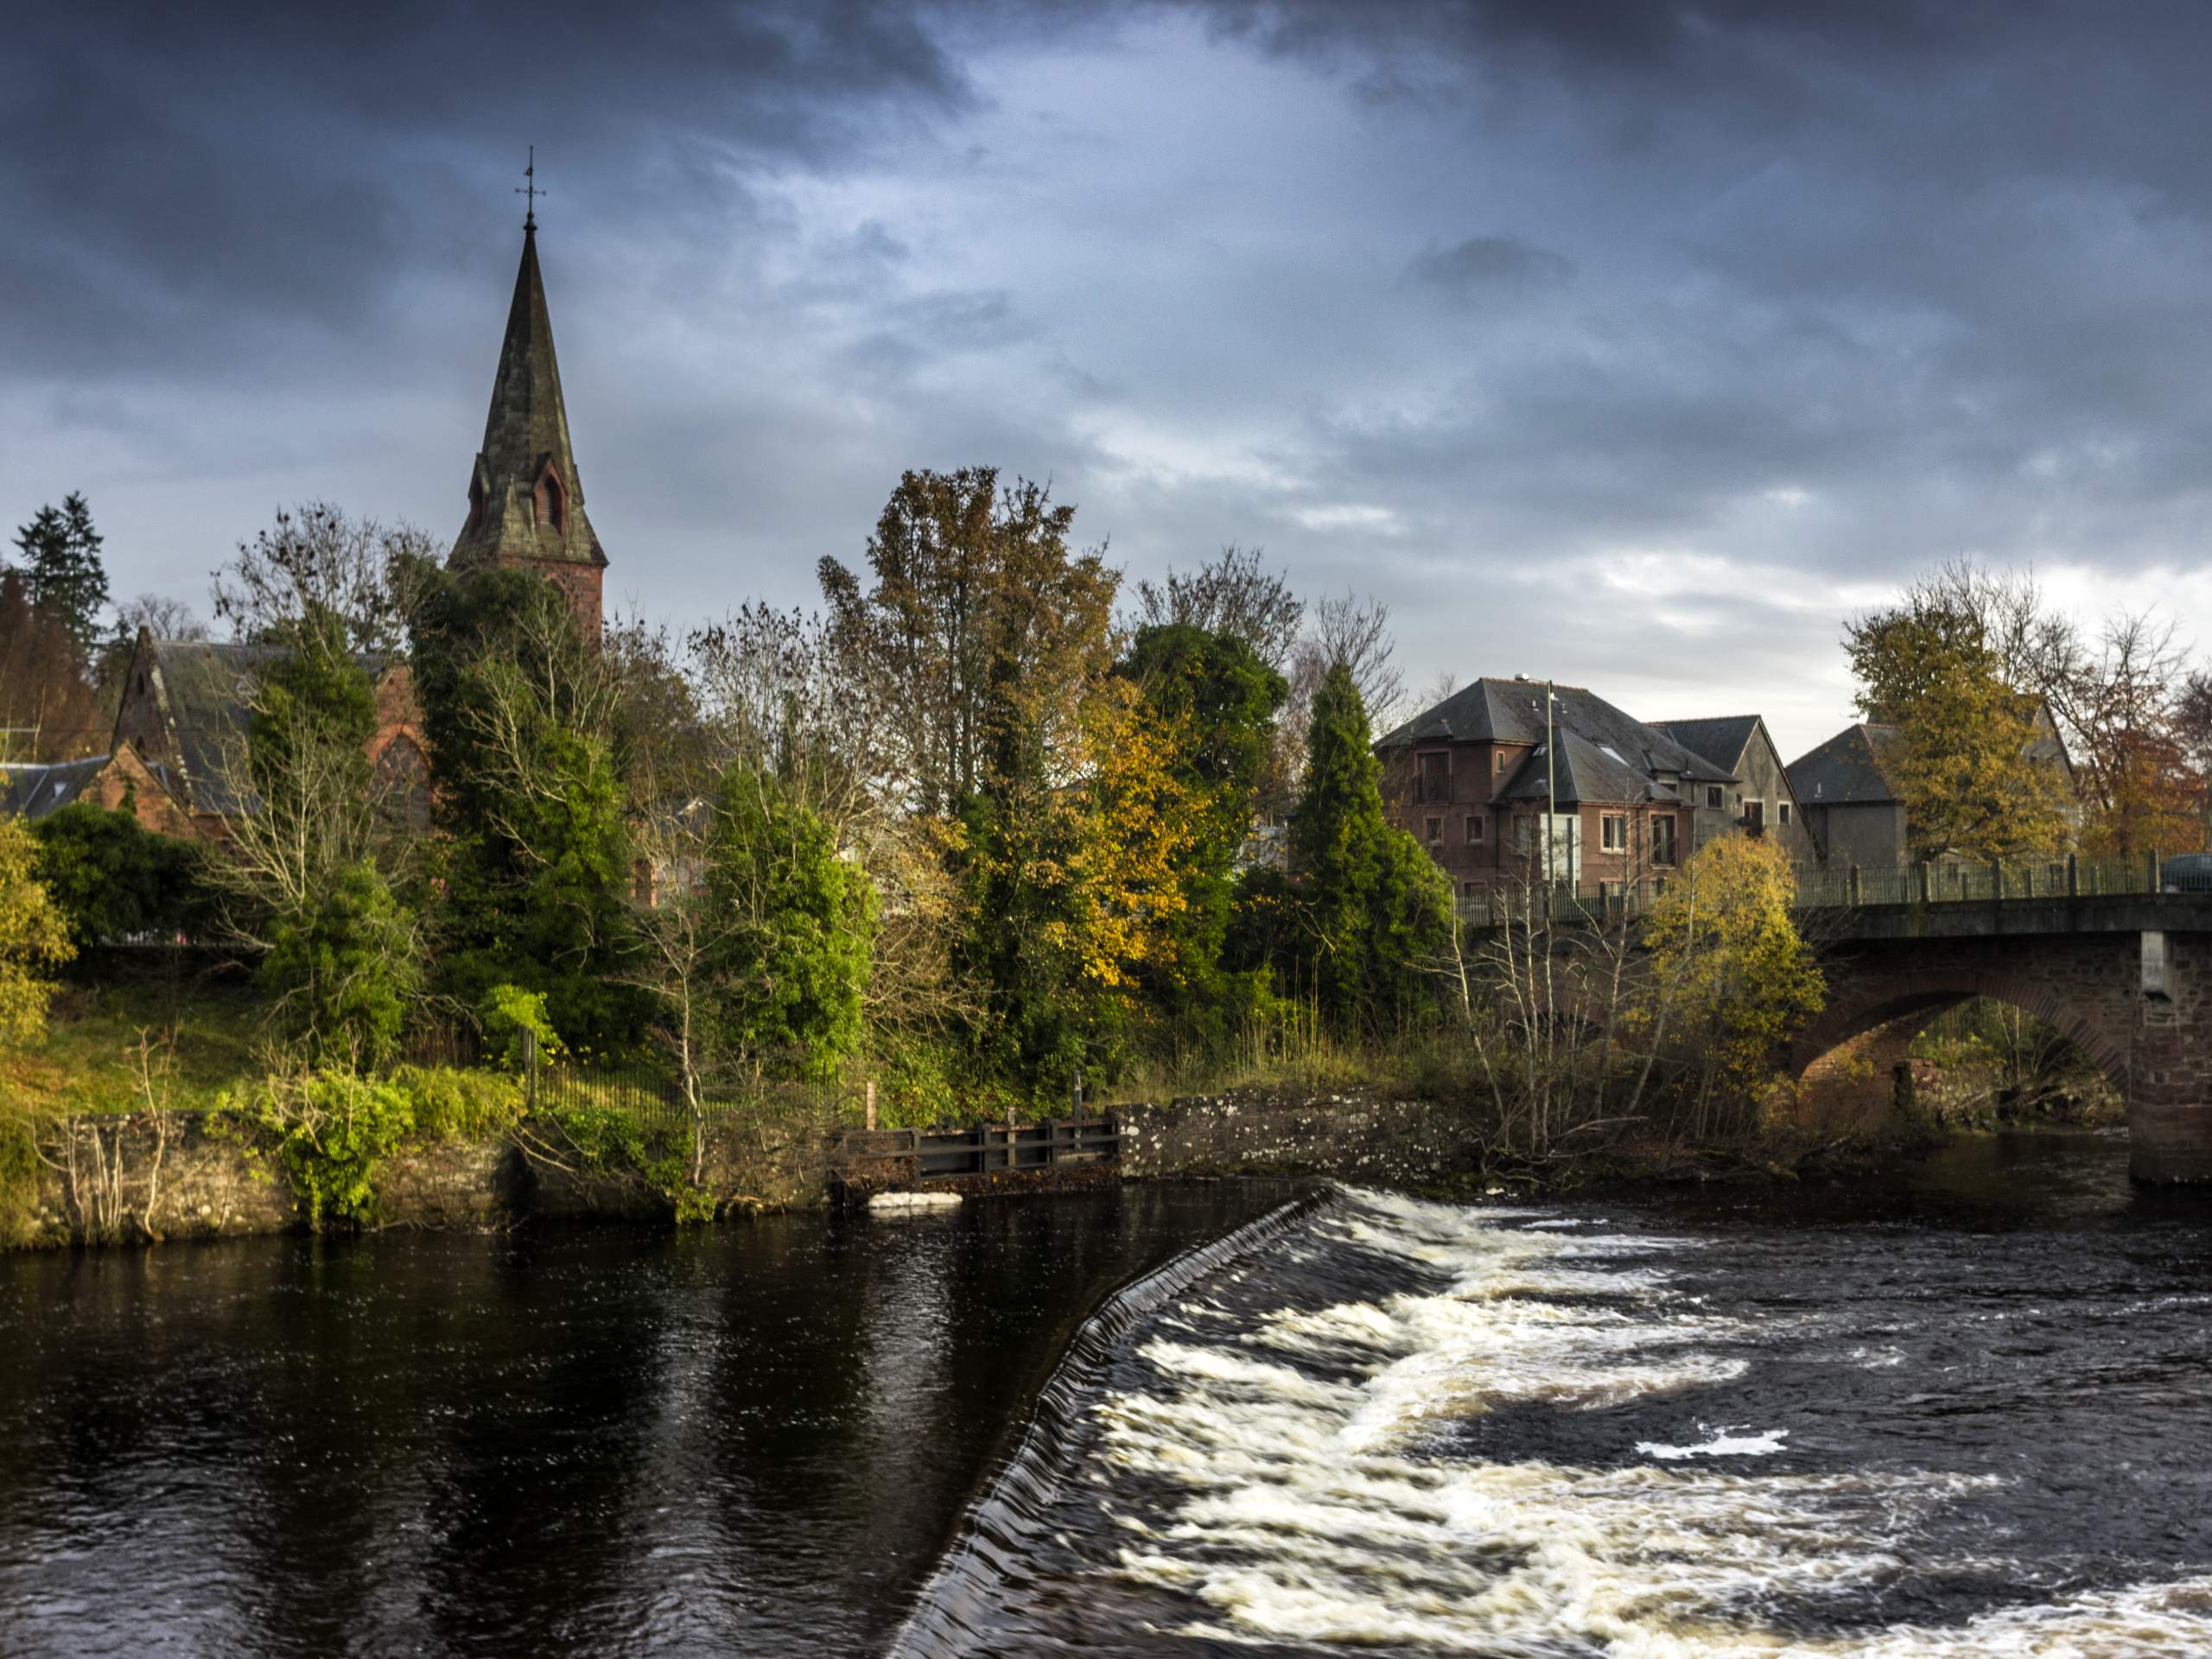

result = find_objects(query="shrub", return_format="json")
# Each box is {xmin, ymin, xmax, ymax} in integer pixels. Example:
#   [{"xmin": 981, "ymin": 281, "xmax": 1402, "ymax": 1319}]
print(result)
[
  {"xmin": 480, "ymin": 982, "xmax": 564, "ymax": 1073},
  {"xmin": 392, "ymin": 1064, "xmax": 524, "ymax": 1141},
  {"xmin": 236, "ymin": 1070, "xmax": 415, "ymax": 1231},
  {"xmin": 257, "ymin": 861, "xmax": 421, "ymax": 1071},
  {"xmin": 30, "ymin": 801, "xmax": 207, "ymax": 949}
]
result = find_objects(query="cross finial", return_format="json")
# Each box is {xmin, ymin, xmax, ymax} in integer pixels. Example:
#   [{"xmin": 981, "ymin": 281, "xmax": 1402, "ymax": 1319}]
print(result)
[{"xmin": 516, "ymin": 145, "xmax": 544, "ymax": 230}]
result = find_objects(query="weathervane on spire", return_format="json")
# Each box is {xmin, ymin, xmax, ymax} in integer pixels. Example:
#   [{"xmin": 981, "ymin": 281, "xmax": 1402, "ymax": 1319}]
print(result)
[{"xmin": 516, "ymin": 146, "xmax": 543, "ymax": 230}]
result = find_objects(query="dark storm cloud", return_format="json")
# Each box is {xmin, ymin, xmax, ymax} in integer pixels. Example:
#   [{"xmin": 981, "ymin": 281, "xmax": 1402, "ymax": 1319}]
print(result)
[{"xmin": 0, "ymin": 1, "xmax": 969, "ymax": 377}]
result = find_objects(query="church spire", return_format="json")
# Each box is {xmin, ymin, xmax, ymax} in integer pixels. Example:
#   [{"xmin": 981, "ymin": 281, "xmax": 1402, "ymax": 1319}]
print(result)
[{"xmin": 448, "ymin": 193, "xmax": 607, "ymax": 634}]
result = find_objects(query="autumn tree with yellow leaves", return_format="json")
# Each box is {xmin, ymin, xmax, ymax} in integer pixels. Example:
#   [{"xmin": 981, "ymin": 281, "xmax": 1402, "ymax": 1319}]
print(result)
[
  {"xmin": 0, "ymin": 817, "xmax": 73, "ymax": 1046},
  {"xmin": 1642, "ymin": 834, "xmax": 1825, "ymax": 1140}
]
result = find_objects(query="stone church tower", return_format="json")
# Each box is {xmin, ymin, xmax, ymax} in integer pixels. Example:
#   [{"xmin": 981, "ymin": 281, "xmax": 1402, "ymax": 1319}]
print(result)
[{"xmin": 448, "ymin": 215, "xmax": 606, "ymax": 634}]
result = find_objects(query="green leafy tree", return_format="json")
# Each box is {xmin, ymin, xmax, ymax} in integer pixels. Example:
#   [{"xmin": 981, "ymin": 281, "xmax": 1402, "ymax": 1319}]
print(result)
[
  {"xmin": 257, "ymin": 861, "xmax": 422, "ymax": 1071},
  {"xmin": 1274, "ymin": 663, "xmax": 1452, "ymax": 1036},
  {"xmin": 706, "ymin": 763, "xmax": 878, "ymax": 1080},
  {"xmin": 0, "ymin": 817, "xmax": 73, "ymax": 1046},
  {"xmin": 232, "ymin": 602, "xmax": 419, "ymax": 1067},
  {"xmin": 30, "ymin": 801, "xmax": 207, "ymax": 948},
  {"xmin": 406, "ymin": 562, "xmax": 641, "ymax": 1048},
  {"xmin": 13, "ymin": 493, "xmax": 110, "ymax": 659},
  {"xmin": 1118, "ymin": 622, "xmax": 1287, "ymax": 1052}
]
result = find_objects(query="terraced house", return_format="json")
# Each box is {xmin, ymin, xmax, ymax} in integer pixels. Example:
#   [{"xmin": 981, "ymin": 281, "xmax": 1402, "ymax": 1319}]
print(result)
[{"xmin": 1377, "ymin": 678, "xmax": 1805, "ymax": 902}]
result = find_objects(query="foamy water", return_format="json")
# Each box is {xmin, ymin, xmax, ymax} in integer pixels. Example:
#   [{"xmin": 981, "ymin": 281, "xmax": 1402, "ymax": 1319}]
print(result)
[{"xmin": 897, "ymin": 1182, "xmax": 2212, "ymax": 1657}]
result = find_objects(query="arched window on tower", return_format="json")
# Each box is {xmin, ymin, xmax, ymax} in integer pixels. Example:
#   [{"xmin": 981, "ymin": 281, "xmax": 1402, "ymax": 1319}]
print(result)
[
  {"xmin": 534, "ymin": 463, "xmax": 566, "ymax": 531},
  {"xmin": 466, "ymin": 472, "xmax": 486, "ymax": 533}
]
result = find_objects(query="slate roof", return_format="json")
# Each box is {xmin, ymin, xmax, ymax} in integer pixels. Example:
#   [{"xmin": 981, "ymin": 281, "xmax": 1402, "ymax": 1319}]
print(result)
[
  {"xmin": 1378, "ymin": 677, "xmax": 1734, "ymax": 799},
  {"xmin": 131, "ymin": 638, "xmax": 398, "ymax": 816},
  {"xmin": 1650, "ymin": 715, "xmax": 1760, "ymax": 775},
  {"xmin": 0, "ymin": 756, "xmax": 115, "ymax": 820},
  {"xmin": 1787, "ymin": 721, "xmax": 1901, "ymax": 805},
  {"xmin": 1493, "ymin": 731, "xmax": 1685, "ymax": 807}
]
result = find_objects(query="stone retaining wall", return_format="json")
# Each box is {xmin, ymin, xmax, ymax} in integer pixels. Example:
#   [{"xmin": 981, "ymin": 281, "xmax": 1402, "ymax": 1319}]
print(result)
[{"xmin": 1119, "ymin": 1089, "xmax": 1471, "ymax": 1187}]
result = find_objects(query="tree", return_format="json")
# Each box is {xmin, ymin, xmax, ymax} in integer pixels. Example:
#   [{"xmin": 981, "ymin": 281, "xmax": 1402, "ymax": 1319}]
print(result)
[
  {"xmin": 222, "ymin": 602, "xmax": 418, "ymax": 1067},
  {"xmin": 819, "ymin": 467, "xmax": 1116, "ymax": 817},
  {"xmin": 213, "ymin": 503, "xmax": 428, "ymax": 655},
  {"xmin": 407, "ymin": 562, "xmax": 640, "ymax": 1048},
  {"xmin": 30, "ymin": 802, "xmax": 207, "ymax": 948},
  {"xmin": 0, "ymin": 817, "xmax": 73, "ymax": 1046},
  {"xmin": 1642, "ymin": 834, "xmax": 1825, "ymax": 1137},
  {"xmin": 1133, "ymin": 544, "xmax": 1303, "ymax": 672},
  {"xmin": 0, "ymin": 568, "xmax": 99, "ymax": 760},
  {"xmin": 1846, "ymin": 594, "xmax": 2069, "ymax": 861},
  {"xmin": 1118, "ymin": 622, "xmax": 1287, "ymax": 1051},
  {"xmin": 705, "ymin": 764, "xmax": 877, "ymax": 1082},
  {"xmin": 1275, "ymin": 663, "xmax": 1452, "ymax": 1036},
  {"xmin": 14, "ymin": 493, "xmax": 109, "ymax": 659}
]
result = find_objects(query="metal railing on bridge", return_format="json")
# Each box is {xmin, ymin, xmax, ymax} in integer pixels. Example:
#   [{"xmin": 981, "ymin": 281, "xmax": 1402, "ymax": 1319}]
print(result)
[{"xmin": 1455, "ymin": 849, "xmax": 2179, "ymax": 929}]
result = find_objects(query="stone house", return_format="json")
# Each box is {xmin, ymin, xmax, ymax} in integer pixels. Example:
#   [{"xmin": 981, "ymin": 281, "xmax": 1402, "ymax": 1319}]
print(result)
[
  {"xmin": 1787, "ymin": 709, "xmax": 2076, "ymax": 867},
  {"xmin": 1649, "ymin": 714, "xmax": 1816, "ymax": 864},
  {"xmin": 1376, "ymin": 678, "xmax": 1740, "ymax": 902}
]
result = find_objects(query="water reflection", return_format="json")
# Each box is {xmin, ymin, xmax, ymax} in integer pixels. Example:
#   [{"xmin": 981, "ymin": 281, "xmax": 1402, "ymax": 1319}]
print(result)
[{"xmin": 0, "ymin": 1181, "xmax": 1298, "ymax": 1656}]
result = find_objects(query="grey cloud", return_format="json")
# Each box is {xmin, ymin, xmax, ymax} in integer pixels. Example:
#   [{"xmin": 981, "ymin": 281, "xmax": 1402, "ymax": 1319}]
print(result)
[{"xmin": 1403, "ymin": 235, "xmax": 1574, "ymax": 296}]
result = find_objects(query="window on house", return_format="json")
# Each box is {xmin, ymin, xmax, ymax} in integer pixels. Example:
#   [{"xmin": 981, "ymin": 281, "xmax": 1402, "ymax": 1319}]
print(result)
[
  {"xmin": 1465, "ymin": 815, "xmax": 1484, "ymax": 844},
  {"xmin": 1744, "ymin": 799, "xmax": 1764, "ymax": 830},
  {"xmin": 1425, "ymin": 816, "xmax": 1443, "ymax": 844},
  {"xmin": 1494, "ymin": 751, "xmax": 1507, "ymax": 774},
  {"xmin": 1653, "ymin": 816, "xmax": 1678, "ymax": 866},
  {"xmin": 1779, "ymin": 803, "xmax": 1791, "ymax": 826},
  {"xmin": 1461, "ymin": 880, "xmax": 1481, "ymax": 898},
  {"xmin": 1416, "ymin": 751, "xmax": 1451, "ymax": 804},
  {"xmin": 1601, "ymin": 815, "xmax": 1627, "ymax": 851},
  {"xmin": 1706, "ymin": 785, "xmax": 1723, "ymax": 809},
  {"xmin": 1515, "ymin": 816, "xmax": 1536, "ymax": 855}
]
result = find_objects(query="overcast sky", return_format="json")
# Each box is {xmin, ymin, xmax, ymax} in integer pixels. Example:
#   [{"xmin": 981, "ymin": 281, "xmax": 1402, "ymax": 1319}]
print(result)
[{"xmin": 9, "ymin": 1, "xmax": 2212, "ymax": 757}]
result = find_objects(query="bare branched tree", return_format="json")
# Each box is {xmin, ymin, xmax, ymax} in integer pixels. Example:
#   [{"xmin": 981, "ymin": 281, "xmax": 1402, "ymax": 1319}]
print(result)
[
  {"xmin": 213, "ymin": 503, "xmax": 431, "ymax": 655},
  {"xmin": 1132, "ymin": 543, "xmax": 1304, "ymax": 671}
]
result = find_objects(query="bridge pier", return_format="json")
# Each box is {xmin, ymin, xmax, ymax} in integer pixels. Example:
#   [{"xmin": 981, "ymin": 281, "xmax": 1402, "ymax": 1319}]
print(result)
[{"xmin": 2130, "ymin": 976, "xmax": 2212, "ymax": 1182}]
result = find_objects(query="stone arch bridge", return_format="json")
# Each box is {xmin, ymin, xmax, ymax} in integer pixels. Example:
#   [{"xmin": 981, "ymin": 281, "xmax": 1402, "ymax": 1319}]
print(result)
[{"xmin": 1790, "ymin": 891, "xmax": 2212, "ymax": 1182}]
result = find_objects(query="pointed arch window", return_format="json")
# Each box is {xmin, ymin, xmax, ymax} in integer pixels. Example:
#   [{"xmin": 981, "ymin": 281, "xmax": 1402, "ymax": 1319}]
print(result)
[{"xmin": 534, "ymin": 462, "xmax": 567, "ymax": 531}]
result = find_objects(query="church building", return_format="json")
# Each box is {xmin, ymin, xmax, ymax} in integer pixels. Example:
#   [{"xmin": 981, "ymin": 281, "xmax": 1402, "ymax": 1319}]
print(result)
[{"xmin": 4, "ymin": 215, "xmax": 607, "ymax": 839}]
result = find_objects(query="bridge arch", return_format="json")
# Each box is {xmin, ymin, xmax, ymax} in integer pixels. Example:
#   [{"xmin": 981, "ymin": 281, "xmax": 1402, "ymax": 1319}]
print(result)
[{"xmin": 1790, "ymin": 969, "xmax": 2131, "ymax": 1094}]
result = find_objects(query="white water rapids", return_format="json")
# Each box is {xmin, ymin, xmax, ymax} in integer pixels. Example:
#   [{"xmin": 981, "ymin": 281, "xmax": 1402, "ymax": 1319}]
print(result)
[{"xmin": 899, "ymin": 1183, "xmax": 2212, "ymax": 1657}]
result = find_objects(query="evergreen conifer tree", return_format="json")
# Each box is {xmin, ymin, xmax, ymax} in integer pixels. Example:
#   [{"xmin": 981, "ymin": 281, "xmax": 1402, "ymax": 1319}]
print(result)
[
  {"xmin": 1283, "ymin": 663, "xmax": 1452, "ymax": 1034},
  {"xmin": 13, "ymin": 494, "xmax": 110, "ymax": 658}
]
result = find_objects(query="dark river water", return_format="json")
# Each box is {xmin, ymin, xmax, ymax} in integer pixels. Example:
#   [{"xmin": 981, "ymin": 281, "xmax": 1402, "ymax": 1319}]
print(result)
[{"xmin": 7, "ymin": 1137, "xmax": 2212, "ymax": 1656}]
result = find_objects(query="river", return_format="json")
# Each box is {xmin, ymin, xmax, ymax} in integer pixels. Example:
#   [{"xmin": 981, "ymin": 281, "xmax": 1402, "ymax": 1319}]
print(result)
[{"xmin": 6, "ymin": 1138, "xmax": 2212, "ymax": 1656}]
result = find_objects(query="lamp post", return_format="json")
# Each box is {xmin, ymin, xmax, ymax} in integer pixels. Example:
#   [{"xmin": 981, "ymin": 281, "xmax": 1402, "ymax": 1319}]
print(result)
[{"xmin": 1545, "ymin": 681, "xmax": 1559, "ymax": 893}]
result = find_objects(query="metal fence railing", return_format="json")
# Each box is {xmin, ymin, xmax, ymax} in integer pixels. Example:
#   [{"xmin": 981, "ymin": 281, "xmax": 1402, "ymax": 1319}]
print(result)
[{"xmin": 1455, "ymin": 849, "xmax": 2180, "ymax": 928}]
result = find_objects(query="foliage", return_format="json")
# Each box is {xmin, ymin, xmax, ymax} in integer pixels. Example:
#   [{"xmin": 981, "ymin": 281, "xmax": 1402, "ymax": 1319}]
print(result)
[
  {"xmin": 1846, "ymin": 595, "xmax": 2069, "ymax": 861},
  {"xmin": 31, "ymin": 802, "xmax": 207, "ymax": 948},
  {"xmin": 1118, "ymin": 623, "xmax": 1287, "ymax": 1053},
  {"xmin": 1642, "ymin": 834, "xmax": 1826, "ymax": 1113},
  {"xmin": 407, "ymin": 562, "xmax": 643, "ymax": 1047},
  {"xmin": 235, "ymin": 1069, "xmax": 416, "ymax": 1231},
  {"xmin": 391, "ymin": 1064, "xmax": 526, "ymax": 1141},
  {"xmin": 1273, "ymin": 664, "xmax": 1452, "ymax": 1037},
  {"xmin": 703, "ymin": 763, "xmax": 878, "ymax": 1081},
  {"xmin": 257, "ymin": 861, "xmax": 422, "ymax": 1070},
  {"xmin": 479, "ymin": 982, "xmax": 565, "ymax": 1072},
  {"xmin": 0, "ymin": 818, "xmax": 74, "ymax": 1047},
  {"xmin": 13, "ymin": 493, "xmax": 109, "ymax": 659}
]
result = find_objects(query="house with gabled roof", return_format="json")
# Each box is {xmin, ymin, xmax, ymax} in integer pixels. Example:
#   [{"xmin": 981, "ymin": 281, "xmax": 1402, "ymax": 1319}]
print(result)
[
  {"xmin": 1649, "ymin": 714, "xmax": 1815, "ymax": 865},
  {"xmin": 1376, "ymin": 677, "xmax": 1738, "ymax": 901}
]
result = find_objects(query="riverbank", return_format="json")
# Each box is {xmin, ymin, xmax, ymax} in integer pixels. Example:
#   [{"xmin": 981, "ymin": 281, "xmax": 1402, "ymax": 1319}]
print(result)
[{"xmin": 3, "ymin": 1073, "xmax": 1963, "ymax": 1249}]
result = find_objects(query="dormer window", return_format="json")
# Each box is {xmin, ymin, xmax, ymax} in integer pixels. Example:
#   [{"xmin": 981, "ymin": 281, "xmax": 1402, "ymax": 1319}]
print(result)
[
  {"xmin": 535, "ymin": 462, "xmax": 567, "ymax": 531},
  {"xmin": 466, "ymin": 472, "xmax": 486, "ymax": 533}
]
